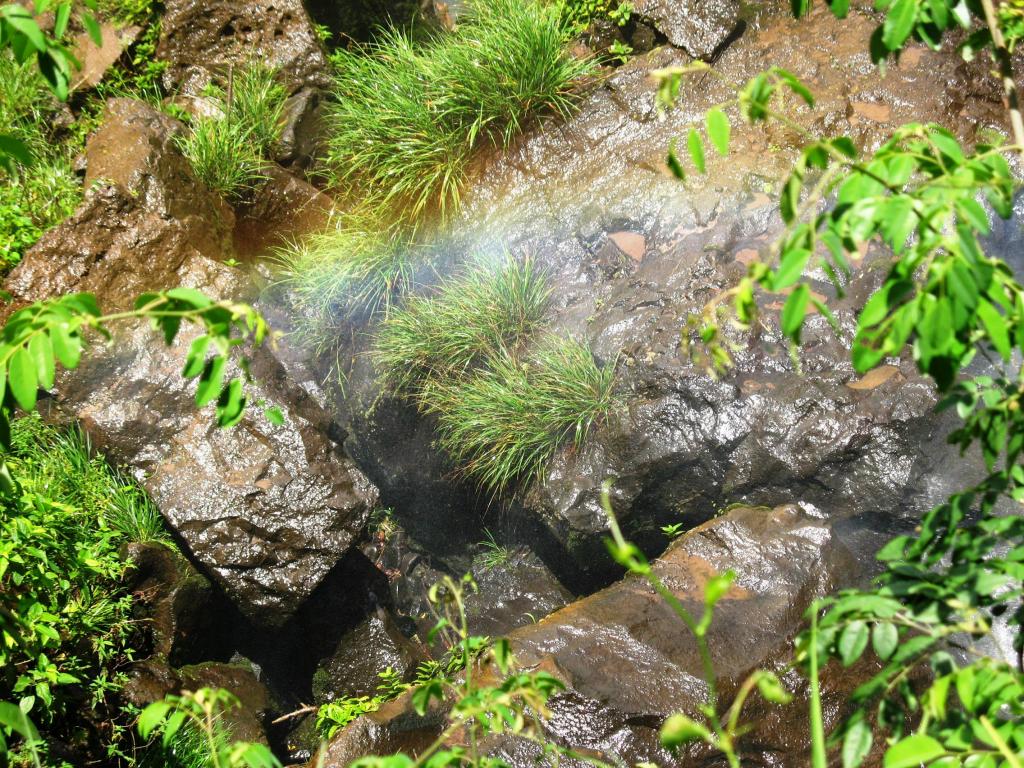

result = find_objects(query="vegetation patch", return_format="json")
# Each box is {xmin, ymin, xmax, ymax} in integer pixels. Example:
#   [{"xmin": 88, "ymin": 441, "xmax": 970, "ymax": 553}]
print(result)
[
  {"xmin": 0, "ymin": 54, "xmax": 81, "ymax": 273},
  {"xmin": 0, "ymin": 415, "xmax": 170, "ymax": 763},
  {"xmin": 374, "ymin": 260, "xmax": 617, "ymax": 494},
  {"xmin": 373, "ymin": 258, "xmax": 549, "ymax": 394},
  {"xmin": 175, "ymin": 63, "xmax": 287, "ymax": 201},
  {"xmin": 322, "ymin": 0, "xmax": 594, "ymax": 221}
]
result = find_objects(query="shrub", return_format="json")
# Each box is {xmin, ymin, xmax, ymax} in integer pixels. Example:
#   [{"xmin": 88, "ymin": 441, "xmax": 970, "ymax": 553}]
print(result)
[
  {"xmin": 426, "ymin": 337, "xmax": 618, "ymax": 493},
  {"xmin": 0, "ymin": 415, "xmax": 170, "ymax": 731},
  {"xmin": 216, "ymin": 62, "xmax": 288, "ymax": 157},
  {"xmin": 373, "ymin": 257, "xmax": 549, "ymax": 394},
  {"xmin": 323, "ymin": 0, "xmax": 595, "ymax": 221}
]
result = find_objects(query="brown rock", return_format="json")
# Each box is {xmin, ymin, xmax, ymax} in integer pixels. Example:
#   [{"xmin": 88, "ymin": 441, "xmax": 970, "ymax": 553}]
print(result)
[
  {"xmin": 71, "ymin": 23, "xmax": 139, "ymax": 91},
  {"xmin": 157, "ymin": 0, "xmax": 330, "ymax": 93},
  {"xmin": 234, "ymin": 164, "xmax": 336, "ymax": 257}
]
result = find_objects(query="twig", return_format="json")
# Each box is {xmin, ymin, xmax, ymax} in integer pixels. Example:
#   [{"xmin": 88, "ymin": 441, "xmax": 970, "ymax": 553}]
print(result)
[
  {"xmin": 271, "ymin": 704, "xmax": 318, "ymax": 724},
  {"xmin": 980, "ymin": 0, "xmax": 1024, "ymax": 157}
]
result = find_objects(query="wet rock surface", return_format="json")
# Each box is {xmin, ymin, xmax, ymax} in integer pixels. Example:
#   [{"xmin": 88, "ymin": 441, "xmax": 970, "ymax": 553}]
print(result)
[
  {"xmin": 3, "ymin": 96, "xmax": 379, "ymax": 625},
  {"xmin": 630, "ymin": 0, "xmax": 740, "ymax": 58},
  {"xmin": 329, "ymin": 3, "xmax": 1003, "ymax": 590},
  {"xmin": 315, "ymin": 504, "xmax": 869, "ymax": 767},
  {"xmin": 157, "ymin": 0, "xmax": 330, "ymax": 92}
]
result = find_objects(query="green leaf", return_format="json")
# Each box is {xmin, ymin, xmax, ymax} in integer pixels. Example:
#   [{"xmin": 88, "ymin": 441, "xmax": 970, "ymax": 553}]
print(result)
[
  {"xmin": 871, "ymin": 621, "xmax": 899, "ymax": 660},
  {"xmin": 264, "ymin": 406, "xmax": 284, "ymax": 426},
  {"xmin": 772, "ymin": 248, "xmax": 812, "ymax": 290},
  {"xmin": 828, "ymin": 0, "xmax": 851, "ymax": 17},
  {"xmin": 53, "ymin": 2, "xmax": 70, "ymax": 37},
  {"xmin": 165, "ymin": 287, "xmax": 213, "ymax": 308},
  {"xmin": 706, "ymin": 108, "xmax": 730, "ymax": 156},
  {"xmin": 137, "ymin": 701, "xmax": 171, "ymax": 739},
  {"xmin": 773, "ymin": 67, "xmax": 815, "ymax": 106},
  {"xmin": 216, "ymin": 377, "xmax": 246, "ymax": 428},
  {"xmin": 756, "ymin": 671, "xmax": 793, "ymax": 704},
  {"xmin": 687, "ymin": 129, "xmax": 705, "ymax": 174},
  {"xmin": 182, "ymin": 335, "xmax": 211, "ymax": 379},
  {"xmin": 8, "ymin": 346, "xmax": 38, "ymax": 411},
  {"xmin": 195, "ymin": 355, "xmax": 227, "ymax": 408},
  {"xmin": 704, "ymin": 570, "xmax": 734, "ymax": 608},
  {"xmin": 0, "ymin": 134, "xmax": 32, "ymax": 169},
  {"xmin": 955, "ymin": 198, "xmax": 990, "ymax": 234},
  {"xmin": 976, "ymin": 301, "xmax": 1011, "ymax": 360},
  {"xmin": 883, "ymin": 735, "xmax": 946, "ymax": 768},
  {"xmin": 838, "ymin": 620, "xmax": 869, "ymax": 666},
  {"xmin": 882, "ymin": 0, "xmax": 918, "ymax": 51},
  {"xmin": 1, "ymin": 6, "xmax": 47, "ymax": 51},
  {"xmin": 781, "ymin": 284, "xmax": 811, "ymax": 341},
  {"xmin": 791, "ymin": 0, "xmax": 811, "ymax": 17},
  {"xmin": 28, "ymin": 333, "xmax": 54, "ymax": 390},
  {"xmin": 49, "ymin": 323, "xmax": 81, "ymax": 369},
  {"xmin": 660, "ymin": 713, "xmax": 711, "ymax": 749},
  {"xmin": 842, "ymin": 717, "xmax": 873, "ymax": 768},
  {"xmin": 666, "ymin": 138, "xmax": 685, "ymax": 180},
  {"xmin": 81, "ymin": 11, "xmax": 102, "ymax": 46}
]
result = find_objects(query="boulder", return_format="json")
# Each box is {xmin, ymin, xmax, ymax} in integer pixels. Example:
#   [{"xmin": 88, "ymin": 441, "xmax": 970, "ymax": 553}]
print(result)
[
  {"xmin": 314, "ymin": 504, "xmax": 870, "ymax": 767},
  {"xmin": 156, "ymin": 0, "xmax": 330, "ymax": 93},
  {"xmin": 234, "ymin": 164, "xmax": 336, "ymax": 257},
  {"xmin": 5, "ymin": 98, "xmax": 233, "ymax": 313},
  {"xmin": 3, "ymin": 97, "xmax": 378, "ymax": 625},
  {"xmin": 629, "ymin": 0, "xmax": 740, "ymax": 59}
]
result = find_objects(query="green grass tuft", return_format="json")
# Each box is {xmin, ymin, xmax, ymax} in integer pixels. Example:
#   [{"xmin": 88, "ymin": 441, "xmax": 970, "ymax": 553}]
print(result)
[
  {"xmin": 373, "ymin": 257, "xmax": 549, "ymax": 394},
  {"xmin": 175, "ymin": 62, "xmax": 287, "ymax": 201},
  {"xmin": 425, "ymin": 335, "xmax": 618, "ymax": 494},
  {"xmin": 323, "ymin": 0, "xmax": 595, "ymax": 221},
  {"xmin": 274, "ymin": 215, "xmax": 419, "ymax": 347}
]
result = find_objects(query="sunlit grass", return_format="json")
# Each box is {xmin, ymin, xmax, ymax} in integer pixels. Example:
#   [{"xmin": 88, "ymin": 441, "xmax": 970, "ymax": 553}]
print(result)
[
  {"xmin": 425, "ymin": 336, "xmax": 619, "ymax": 494},
  {"xmin": 373, "ymin": 257, "xmax": 550, "ymax": 394},
  {"xmin": 322, "ymin": 0, "xmax": 595, "ymax": 222}
]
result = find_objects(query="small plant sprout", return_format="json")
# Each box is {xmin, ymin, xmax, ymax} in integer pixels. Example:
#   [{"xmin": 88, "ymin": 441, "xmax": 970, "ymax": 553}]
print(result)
[
  {"xmin": 475, "ymin": 528, "xmax": 512, "ymax": 570},
  {"xmin": 661, "ymin": 522, "xmax": 684, "ymax": 539}
]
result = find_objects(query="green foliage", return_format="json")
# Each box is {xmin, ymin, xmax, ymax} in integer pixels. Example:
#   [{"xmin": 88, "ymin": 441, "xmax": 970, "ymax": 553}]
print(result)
[
  {"xmin": 656, "ymin": 2, "xmax": 1024, "ymax": 767},
  {"xmin": 559, "ymin": 0, "xmax": 632, "ymax": 36},
  {"xmin": 323, "ymin": 0, "xmax": 594, "ymax": 221},
  {"xmin": 274, "ymin": 216, "xmax": 416, "ymax": 340},
  {"xmin": 427, "ymin": 337, "xmax": 618, "ymax": 494},
  {"xmin": 0, "ymin": 53, "xmax": 81, "ymax": 273},
  {"xmin": 176, "ymin": 62, "xmax": 287, "ymax": 201},
  {"xmin": 138, "ymin": 688, "xmax": 280, "ymax": 768},
  {"xmin": 0, "ymin": 415, "xmax": 163, "ymax": 731},
  {"xmin": 373, "ymin": 258, "xmax": 549, "ymax": 395},
  {"xmin": 474, "ymin": 529, "xmax": 511, "ymax": 570}
]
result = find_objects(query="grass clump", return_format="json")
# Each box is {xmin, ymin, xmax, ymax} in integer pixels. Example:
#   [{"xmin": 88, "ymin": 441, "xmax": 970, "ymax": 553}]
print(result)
[
  {"xmin": 175, "ymin": 63, "xmax": 288, "ymax": 201},
  {"xmin": 373, "ymin": 258, "xmax": 549, "ymax": 394},
  {"xmin": 426, "ymin": 337, "xmax": 618, "ymax": 494},
  {"xmin": 323, "ymin": 0, "xmax": 595, "ymax": 220},
  {"xmin": 274, "ymin": 215, "xmax": 417, "ymax": 344}
]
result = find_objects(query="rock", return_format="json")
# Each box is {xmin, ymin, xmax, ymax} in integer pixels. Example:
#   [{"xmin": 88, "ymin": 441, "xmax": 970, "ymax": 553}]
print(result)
[
  {"xmin": 179, "ymin": 662, "xmax": 273, "ymax": 744},
  {"xmin": 52, "ymin": 301, "xmax": 378, "ymax": 624},
  {"xmin": 157, "ymin": 0, "xmax": 330, "ymax": 93},
  {"xmin": 314, "ymin": 505, "xmax": 869, "ymax": 767},
  {"xmin": 312, "ymin": 610, "xmax": 427, "ymax": 703},
  {"xmin": 4, "ymin": 99, "xmax": 234, "ymax": 314},
  {"xmin": 3, "ymin": 98, "xmax": 378, "ymax": 625},
  {"xmin": 630, "ymin": 0, "xmax": 740, "ymax": 59},
  {"xmin": 234, "ymin": 164, "xmax": 336, "ymax": 257},
  {"xmin": 70, "ymin": 23, "xmax": 140, "ymax": 91},
  {"xmin": 275, "ymin": 87, "xmax": 329, "ymax": 172}
]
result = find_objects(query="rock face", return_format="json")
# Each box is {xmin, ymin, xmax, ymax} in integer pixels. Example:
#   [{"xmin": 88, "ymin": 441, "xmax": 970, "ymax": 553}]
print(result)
[
  {"xmin": 4, "ymin": 99, "xmax": 233, "ymax": 313},
  {"xmin": 329, "ymin": 5, "xmax": 1004, "ymax": 590},
  {"xmin": 157, "ymin": 0, "xmax": 330, "ymax": 92},
  {"xmin": 315, "ymin": 504, "xmax": 867, "ymax": 767},
  {"xmin": 4, "ymin": 97, "xmax": 378, "ymax": 625},
  {"xmin": 630, "ymin": 0, "xmax": 740, "ymax": 58}
]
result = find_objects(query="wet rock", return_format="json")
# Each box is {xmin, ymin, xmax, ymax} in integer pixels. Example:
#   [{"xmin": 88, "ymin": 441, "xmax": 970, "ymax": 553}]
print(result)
[
  {"xmin": 157, "ymin": 0, "xmax": 330, "ymax": 93},
  {"xmin": 70, "ymin": 23, "xmax": 139, "ymax": 91},
  {"xmin": 234, "ymin": 164, "xmax": 336, "ymax": 257},
  {"xmin": 51, "ymin": 300, "xmax": 378, "ymax": 624},
  {"xmin": 630, "ymin": 0, "xmax": 740, "ymax": 59},
  {"xmin": 304, "ymin": 0, "xmax": 420, "ymax": 44},
  {"xmin": 275, "ymin": 87, "xmax": 329, "ymax": 171},
  {"xmin": 4, "ymin": 99, "xmax": 233, "ymax": 314},
  {"xmin": 179, "ymin": 662, "xmax": 273, "ymax": 744},
  {"xmin": 312, "ymin": 610, "xmax": 427, "ymax": 703},
  {"xmin": 314, "ymin": 505, "xmax": 867, "ymax": 767},
  {"xmin": 2, "ymin": 100, "xmax": 378, "ymax": 625}
]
